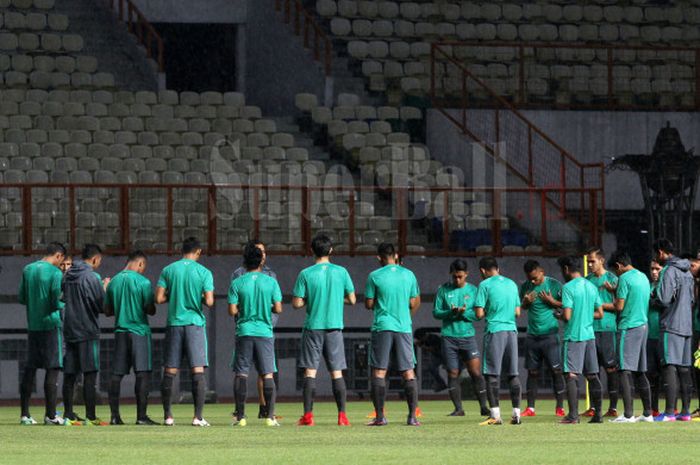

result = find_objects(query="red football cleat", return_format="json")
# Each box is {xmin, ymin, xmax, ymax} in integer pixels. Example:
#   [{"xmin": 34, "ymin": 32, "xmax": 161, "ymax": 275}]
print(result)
[
  {"xmin": 338, "ymin": 412, "xmax": 350, "ymax": 426},
  {"xmin": 521, "ymin": 407, "xmax": 536, "ymax": 417},
  {"xmin": 652, "ymin": 410, "xmax": 661, "ymax": 417},
  {"xmin": 415, "ymin": 407, "xmax": 423, "ymax": 418},
  {"xmin": 555, "ymin": 407, "xmax": 566, "ymax": 417},
  {"xmin": 296, "ymin": 412, "xmax": 314, "ymax": 426},
  {"xmin": 581, "ymin": 408, "xmax": 596, "ymax": 417},
  {"xmin": 603, "ymin": 408, "xmax": 618, "ymax": 418}
]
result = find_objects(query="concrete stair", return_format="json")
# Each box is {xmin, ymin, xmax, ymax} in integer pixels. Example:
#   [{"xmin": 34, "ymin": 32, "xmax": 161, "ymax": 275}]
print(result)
[{"xmin": 52, "ymin": 0, "xmax": 159, "ymax": 91}]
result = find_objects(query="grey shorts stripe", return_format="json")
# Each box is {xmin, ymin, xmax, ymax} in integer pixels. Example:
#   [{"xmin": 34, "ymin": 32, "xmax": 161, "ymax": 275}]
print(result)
[
  {"xmin": 618, "ymin": 325, "xmax": 647, "ymax": 372},
  {"xmin": 442, "ymin": 336, "xmax": 480, "ymax": 371},
  {"xmin": 298, "ymin": 329, "xmax": 347, "ymax": 372},
  {"xmin": 661, "ymin": 331, "xmax": 692, "ymax": 367},
  {"xmin": 563, "ymin": 339, "xmax": 598, "ymax": 375},
  {"xmin": 164, "ymin": 325, "xmax": 208, "ymax": 369},
  {"xmin": 369, "ymin": 331, "xmax": 415, "ymax": 372},
  {"xmin": 482, "ymin": 331, "xmax": 518, "ymax": 377}
]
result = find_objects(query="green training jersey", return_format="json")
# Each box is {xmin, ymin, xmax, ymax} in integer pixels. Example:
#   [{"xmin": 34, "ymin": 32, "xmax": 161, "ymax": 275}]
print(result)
[
  {"xmin": 228, "ymin": 271, "xmax": 282, "ymax": 338},
  {"xmin": 18, "ymin": 260, "xmax": 64, "ymax": 331},
  {"xmin": 474, "ymin": 275, "xmax": 519, "ymax": 334},
  {"xmin": 433, "ymin": 282, "xmax": 477, "ymax": 338},
  {"xmin": 616, "ymin": 268, "xmax": 650, "ymax": 330},
  {"xmin": 648, "ymin": 280, "xmax": 662, "ymax": 340},
  {"xmin": 586, "ymin": 271, "xmax": 618, "ymax": 333},
  {"xmin": 365, "ymin": 264, "xmax": 420, "ymax": 334},
  {"xmin": 293, "ymin": 262, "xmax": 354, "ymax": 330},
  {"xmin": 106, "ymin": 270, "xmax": 154, "ymax": 336},
  {"xmin": 562, "ymin": 277, "xmax": 601, "ymax": 342},
  {"xmin": 157, "ymin": 258, "xmax": 214, "ymax": 327},
  {"xmin": 520, "ymin": 276, "xmax": 562, "ymax": 336}
]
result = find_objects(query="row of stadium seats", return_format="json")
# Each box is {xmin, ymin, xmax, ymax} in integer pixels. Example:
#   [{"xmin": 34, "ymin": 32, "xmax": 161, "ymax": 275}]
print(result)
[
  {"xmin": 1, "ymin": 54, "xmax": 99, "ymax": 73},
  {"xmin": 0, "ymin": 32, "xmax": 83, "ymax": 52},
  {"xmin": 0, "ymin": 11, "xmax": 68, "ymax": 31},
  {"xmin": 0, "ymin": 0, "xmax": 55, "ymax": 9},
  {"xmin": 0, "ymin": 88, "xmax": 249, "ymax": 106}
]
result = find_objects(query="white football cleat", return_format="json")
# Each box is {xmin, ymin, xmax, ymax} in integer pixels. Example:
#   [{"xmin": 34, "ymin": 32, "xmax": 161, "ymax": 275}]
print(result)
[
  {"xmin": 634, "ymin": 415, "xmax": 654, "ymax": 423},
  {"xmin": 192, "ymin": 417, "xmax": 210, "ymax": 427},
  {"xmin": 609, "ymin": 415, "xmax": 635, "ymax": 423},
  {"xmin": 164, "ymin": 417, "xmax": 175, "ymax": 426}
]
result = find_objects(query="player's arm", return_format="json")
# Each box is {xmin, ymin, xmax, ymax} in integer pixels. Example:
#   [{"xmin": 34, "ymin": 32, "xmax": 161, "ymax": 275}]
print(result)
[
  {"xmin": 409, "ymin": 295, "xmax": 421, "ymax": 316},
  {"xmin": 433, "ymin": 288, "xmax": 453, "ymax": 320},
  {"xmin": 17, "ymin": 274, "xmax": 26, "ymax": 306},
  {"xmin": 593, "ymin": 304, "xmax": 604, "ymax": 319},
  {"xmin": 344, "ymin": 292, "xmax": 356, "ymax": 305},
  {"xmin": 228, "ymin": 303, "xmax": 239, "ymax": 317},
  {"xmin": 520, "ymin": 284, "xmax": 534, "ymax": 309},
  {"xmin": 365, "ymin": 298, "xmax": 375, "ymax": 310},
  {"xmin": 561, "ymin": 307, "xmax": 573, "ymax": 321},
  {"xmin": 272, "ymin": 301, "xmax": 283, "ymax": 314},
  {"xmin": 612, "ymin": 297, "xmax": 625, "ymax": 313},
  {"xmin": 474, "ymin": 306, "xmax": 485, "ymax": 320},
  {"xmin": 202, "ymin": 290, "xmax": 214, "ymax": 308},
  {"xmin": 364, "ymin": 275, "xmax": 376, "ymax": 310},
  {"xmin": 155, "ymin": 286, "xmax": 168, "ymax": 304},
  {"xmin": 291, "ymin": 274, "xmax": 306, "ymax": 309},
  {"xmin": 291, "ymin": 296, "xmax": 305, "ymax": 309},
  {"xmin": 514, "ymin": 305, "xmax": 521, "ymax": 317},
  {"xmin": 539, "ymin": 291, "xmax": 562, "ymax": 309}
]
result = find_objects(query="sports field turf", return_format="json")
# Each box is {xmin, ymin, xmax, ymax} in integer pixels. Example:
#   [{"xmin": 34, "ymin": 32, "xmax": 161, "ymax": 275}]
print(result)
[{"xmin": 0, "ymin": 400, "xmax": 696, "ymax": 464}]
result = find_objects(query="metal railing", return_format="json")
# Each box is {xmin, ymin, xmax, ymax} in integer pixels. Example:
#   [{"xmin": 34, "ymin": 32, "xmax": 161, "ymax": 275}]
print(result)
[
  {"xmin": 0, "ymin": 183, "xmax": 602, "ymax": 257},
  {"xmin": 430, "ymin": 43, "xmax": 605, "ymax": 237},
  {"xmin": 432, "ymin": 41, "xmax": 700, "ymax": 111},
  {"xmin": 106, "ymin": 0, "xmax": 165, "ymax": 73},
  {"xmin": 274, "ymin": 0, "xmax": 333, "ymax": 76}
]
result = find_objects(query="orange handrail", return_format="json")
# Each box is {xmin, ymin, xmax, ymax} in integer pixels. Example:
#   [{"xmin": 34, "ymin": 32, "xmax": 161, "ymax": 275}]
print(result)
[
  {"xmin": 274, "ymin": 0, "xmax": 332, "ymax": 76},
  {"xmin": 106, "ymin": 0, "xmax": 165, "ymax": 73}
]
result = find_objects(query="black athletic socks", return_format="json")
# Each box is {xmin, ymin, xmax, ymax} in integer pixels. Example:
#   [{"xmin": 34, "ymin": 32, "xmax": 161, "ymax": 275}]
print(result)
[
  {"xmin": 263, "ymin": 377, "xmax": 276, "ymax": 419},
  {"xmin": 161, "ymin": 371, "xmax": 175, "ymax": 419},
  {"xmin": 585, "ymin": 374, "xmax": 603, "ymax": 417},
  {"xmin": 135, "ymin": 371, "xmax": 150, "ymax": 420},
  {"xmin": 678, "ymin": 366, "xmax": 692, "ymax": 415},
  {"xmin": 620, "ymin": 370, "xmax": 634, "ymax": 418},
  {"xmin": 371, "ymin": 377, "xmax": 386, "ymax": 419},
  {"xmin": 332, "ymin": 377, "xmax": 347, "ymax": 413},
  {"xmin": 553, "ymin": 372, "xmax": 566, "ymax": 410},
  {"xmin": 566, "ymin": 375, "xmax": 579, "ymax": 419},
  {"xmin": 473, "ymin": 375, "xmax": 489, "ymax": 414},
  {"xmin": 508, "ymin": 376, "xmax": 521, "ymax": 409},
  {"xmin": 83, "ymin": 371, "xmax": 98, "ymax": 421},
  {"xmin": 607, "ymin": 370, "xmax": 619, "ymax": 410},
  {"xmin": 44, "ymin": 369, "xmax": 59, "ymax": 420},
  {"xmin": 192, "ymin": 373, "xmax": 206, "ymax": 420},
  {"xmin": 634, "ymin": 372, "xmax": 652, "ymax": 417},
  {"xmin": 664, "ymin": 365, "xmax": 679, "ymax": 415},
  {"xmin": 234, "ymin": 375, "xmax": 247, "ymax": 420},
  {"xmin": 62, "ymin": 373, "xmax": 77, "ymax": 419},
  {"xmin": 448, "ymin": 376, "xmax": 463, "ymax": 412},
  {"xmin": 649, "ymin": 372, "xmax": 660, "ymax": 412},
  {"xmin": 303, "ymin": 376, "xmax": 316, "ymax": 414},
  {"xmin": 20, "ymin": 367, "xmax": 35, "ymax": 418},
  {"xmin": 486, "ymin": 375, "xmax": 500, "ymax": 408},
  {"xmin": 526, "ymin": 372, "xmax": 538, "ymax": 409},
  {"xmin": 108, "ymin": 375, "xmax": 123, "ymax": 420},
  {"xmin": 404, "ymin": 378, "xmax": 418, "ymax": 417}
]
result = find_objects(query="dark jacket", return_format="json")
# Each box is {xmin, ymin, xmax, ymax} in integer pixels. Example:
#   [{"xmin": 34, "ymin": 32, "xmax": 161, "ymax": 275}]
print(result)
[
  {"xmin": 62, "ymin": 260, "xmax": 105, "ymax": 343},
  {"xmin": 656, "ymin": 256, "xmax": 695, "ymax": 337}
]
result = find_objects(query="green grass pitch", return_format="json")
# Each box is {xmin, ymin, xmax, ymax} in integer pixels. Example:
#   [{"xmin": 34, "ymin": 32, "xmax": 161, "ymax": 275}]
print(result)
[{"xmin": 0, "ymin": 400, "xmax": 697, "ymax": 464}]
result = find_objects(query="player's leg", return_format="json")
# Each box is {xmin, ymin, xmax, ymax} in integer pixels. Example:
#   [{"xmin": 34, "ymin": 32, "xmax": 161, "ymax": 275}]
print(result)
[
  {"xmin": 44, "ymin": 369, "xmax": 60, "ymax": 421},
  {"xmin": 504, "ymin": 332, "xmax": 521, "ymax": 424},
  {"xmin": 255, "ymin": 337, "xmax": 278, "ymax": 425},
  {"xmin": 42, "ymin": 328, "xmax": 63, "ymax": 423},
  {"xmin": 675, "ymin": 336, "xmax": 693, "ymax": 419},
  {"xmin": 368, "ymin": 331, "xmax": 391, "ymax": 425},
  {"xmin": 524, "ymin": 334, "xmax": 541, "ymax": 414},
  {"xmin": 184, "ymin": 325, "xmax": 209, "ymax": 425},
  {"xmin": 161, "ymin": 326, "xmax": 182, "ymax": 424},
  {"xmin": 134, "ymin": 333, "xmax": 155, "ymax": 424},
  {"xmin": 596, "ymin": 332, "xmax": 619, "ymax": 416},
  {"xmin": 465, "ymin": 356, "xmax": 489, "ymax": 416},
  {"xmin": 442, "ymin": 336, "xmax": 463, "ymax": 415},
  {"xmin": 325, "ymin": 330, "xmax": 349, "ymax": 425},
  {"xmin": 646, "ymin": 338, "xmax": 660, "ymax": 415},
  {"xmin": 20, "ymin": 331, "xmax": 41, "ymax": 422},
  {"xmin": 232, "ymin": 336, "xmax": 253, "ymax": 424},
  {"xmin": 480, "ymin": 332, "xmax": 505, "ymax": 423},
  {"xmin": 297, "ymin": 330, "xmax": 322, "ymax": 422},
  {"xmin": 82, "ymin": 340, "xmax": 102, "ymax": 423},
  {"xmin": 395, "ymin": 332, "xmax": 419, "ymax": 425},
  {"xmin": 19, "ymin": 366, "xmax": 36, "ymax": 421},
  {"xmin": 544, "ymin": 335, "xmax": 566, "ymax": 415},
  {"xmin": 561, "ymin": 340, "xmax": 584, "ymax": 423},
  {"xmin": 693, "ymin": 333, "xmax": 700, "ymax": 415},
  {"xmin": 109, "ymin": 332, "xmax": 129, "ymax": 424},
  {"xmin": 631, "ymin": 327, "xmax": 652, "ymax": 420},
  {"xmin": 582, "ymin": 339, "xmax": 603, "ymax": 423},
  {"xmin": 62, "ymin": 342, "xmax": 78, "ymax": 422}
]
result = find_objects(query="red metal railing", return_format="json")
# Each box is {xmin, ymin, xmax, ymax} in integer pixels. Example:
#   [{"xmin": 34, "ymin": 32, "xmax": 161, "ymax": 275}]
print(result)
[
  {"xmin": 274, "ymin": 0, "xmax": 333, "ymax": 76},
  {"xmin": 106, "ymin": 0, "xmax": 165, "ymax": 73},
  {"xmin": 433, "ymin": 41, "xmax": 700, "ymax": 111},
  {"xmin": 0, "ymin": 183, "xmax": 602, "ymax": 257},
  {"xmin": 430, "ymin": 43, "xmax": 605, "ymax": 237}
]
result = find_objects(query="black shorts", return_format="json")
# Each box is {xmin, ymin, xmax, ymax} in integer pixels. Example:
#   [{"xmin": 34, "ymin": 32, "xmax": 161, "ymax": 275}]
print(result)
[
  {"xmin": 369, "ymin": 331, "xmax": 415, "ymax": 372},
  {"xmin": 594, "ymin": 331, "xmax": 618, "ymax": 369},
  {"xmin": 112, "ymin": 332, "xmax": 153, "ymax": 375},
  {"xmin": 298, "ymin": 329, "xmax": 347, "ymax": 372},
  {"xmin": 482, "ymin": 331, "xmax": 519, "ymax": 377},
  {"xmin": 64, "ymin": 339, "xmax": 100, "ymax": 375},
  {"xmin": 441, "ymin": 336, "xmax": 480, "ymax": 371},
  {"xmin": 232, "ymin": 336, "xmax": 276, "ymax": 375},
  {"xmin": 525, "ymin": 333, "xmax": 562, "ymax": 371},
  {"xmin": 164, "ymin": 325, "xmax": 209, "ymax": 369},
  {"xmin": 26, "ymin": 328, "xmax": 63, "ymax": 370},
  {"xmin": 646, "ymin": 338, "xmax": 662, "ymax": 375}
]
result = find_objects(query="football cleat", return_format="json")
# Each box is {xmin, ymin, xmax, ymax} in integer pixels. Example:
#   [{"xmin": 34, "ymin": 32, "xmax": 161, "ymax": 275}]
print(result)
[
  {"xmin": 603, "ymin": 408, "xmax": 618, "ymax": 417},
  {"xmin": 110, "ymin": 416, "xmax": 124, "ymax": 425},
  {"xmin": 192, "ymin": 417, "xmax": 211, "ymax": 427},
  {"xmin": 44, "ymin": 416, "xmax": 68, "ymax": 426},
  {"xmin": 581, "ymin": 408, "xmax": 596, "ymax": 417},
  {"xmin": 265, "ymin": 418, "xmax": 281, "ymax": 427},
  {"xmin": 164, "ymin": 416, "xmax": 175, "ymax": 426},
  {"xmin": 447, "ymin": 410, "xmax": 465, "ymax": 417},
  {"xmin": 406, "ymin": 416, "xmax": 421, "ymax": 427},
  {"xmin": 136, "ymin": 417, "xmax": 159, "ymax": 426},
  {"xmin": 609, "ymin": 415, "xmax": 635, "ymax": 423},
  {"xmin": 232, "ymin": 418, "xmax": 247, "ymax": 427},
  {"xmin": 676, "ymin": 414, "xmax": 692, "ymax": 422},
  {"xmin": 85, "ymin": 418, "xmax": 109, "ymax": 426},
  {"xmin": 479, "ymin": 417, "xmax": 503, "ymax": 426},
  {"xmin": 588, "ymin": 415, "xmax": 603, "ymax": 424},
  {"xmin": 634, "ymin": 415, "xmax": 654, "ymax": 423},
  {"xmin": 654, "ymin": 413, "xmax": 677, "ymax": 422},
  {"xmin": 559, "ymin": 416, "xmax": 580, "ymax": 424},
  {"xmin": 296, "ymin": 412, "xmax": 315, "ymax": 426},
  {"xmin": 20, "ymin": 416, "xmax": 37, "ymax": 425},
  {"xmin": 521, "ymin": 407, "xmax": 536, "ymax": 417},
  {"xmin": 366, "ymin": 417, "xmax": 388, "ymax": 426},
  {"xmin": 510, "ymin": 415, "xmax": 521, "ymax": 425},
  {"xmin": 337, "ymin": 412, "xmax": 351, "ymax": 426},
  {"xmin": 555, "ymin": 407, "xmax": 566, "ymax": 417}
]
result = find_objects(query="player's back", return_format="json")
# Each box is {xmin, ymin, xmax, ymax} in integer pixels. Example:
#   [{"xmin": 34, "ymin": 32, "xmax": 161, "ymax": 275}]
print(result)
[
  {"xmin": 367, "ymin": 264, "xmax": 419, "ymax": 333},
  {"xmin": 297, "ymin": 262, "xmax": 353, "ymax": 330},
  {"xmin": 107, "ymin": 270, "xmax": 153, "ymax": 335},
  {"xmin": 477, "ymin": 275, "xmax": 519, "ymax": 333},
  {"xmin": 159, "ymin": 258, "xmax": 213, "ymax": 327},
  {"xmin": 562, "ymin": 277, "xmax": 599, "ymax": 342},
  {"xmin": 19, "ymin": 260, "xmax": 63, "ymax": 331},
  {"xmin": 617, "ymin": 268, "xmax": 650, "ymax": 330},
  {"xmin": 231, "ymin": 272, "xmax": 281, "ymax": 337}
]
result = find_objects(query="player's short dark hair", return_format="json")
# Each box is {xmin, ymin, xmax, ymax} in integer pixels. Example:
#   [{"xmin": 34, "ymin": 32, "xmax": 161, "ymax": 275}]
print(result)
[
  {"xmin": 523, "ymin": 259, "xmax": 541, "ymax": 274},
  {"xmin": 608, "ymin": 250, "xmax": 632, "ymax": 268},
  {"xmin": 46, "ymin": 242, "xmax": 66, "ymax": 257},
  {"xmin": 243, "ymin": 242, "xmax": 264, "ymax": 270},
  {"xmin": 585, "ymin": 246, "xmax": 605, "ymax": 259},
  {"xmin": 311, "ymin": 233, "xmax": 333, "ymax": 258},
  {"xmin": 557, "ymin": 255, "xmax": 580, "ymax": 272},
  {"xmin": 127, "ymin": 250, "xmax": 147, "ymax": 263},
  {"xmin": 247, "ymin": 238, "xmax": 264, "ymax": 248},
  {"xmin": 449, "ymin": 259, "xmax": 468, "ymax": 273},
  {"xmin": 479, "ymin": 257, "xmax": 498, "ymax": 271},
  {"xmin": 81, "ymin": 243, "xmax": 102, "ymax": 260},
  {"xmin": 652, "ymin": 238, "xmax": 675, "ymax": 255},
  {"xmin": 680, "ymin": 252, "xmax": 699, "ymax": 262},
  {"xmin": 377, "ymin": 242, "xmax": 396, "ymax": 260},
  {"xmin": 182, "ymin": 236, "xmax": 202, "ymax": 254}
]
